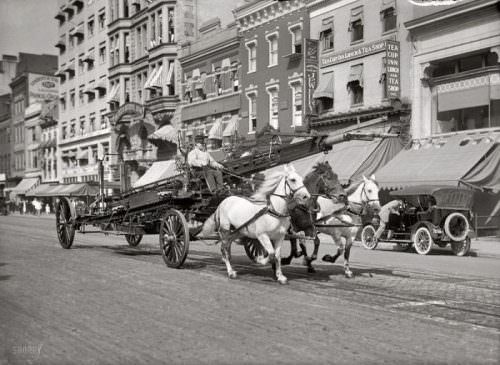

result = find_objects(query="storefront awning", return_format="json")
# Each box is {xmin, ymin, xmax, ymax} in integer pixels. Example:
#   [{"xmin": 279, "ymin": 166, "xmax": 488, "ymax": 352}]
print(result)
[
  {"xmin": 26, "ymin": 183, "xmax": 59, "ymax": 197},
  {"xmin": 376, "ymin": 133, "xmax": 498, "ymax": 189},
  {"xmin": 437, "ymin": 76, "xmax": 490, "ymax": 112},
  {"xmin": 45, "ymin": 183, "xmax": 99, "ymax": 197},
  {"xmin": 222, "ymin": 117, "xmax": 238, "ymax": 137},
  {"xmin": 133, "ymin": 160, "xmax": 181, "ymax": 188},
  {"xmin": 0, "ymin": 173, "xmax": 6, "ymax": 184},
  {"xmin": 148, "ymin": 124, "xmax": 177, "ymax": 143},
  {"xmin": 263, "ymin": 138, "xmax": 383, "ymax": 185},
  {"xmin": 460, "ymin": 143, "xmax": 500, "ymax": 193},
  {"xmin": 313, "ymin": 72, "xmax": 335, "ymax": 99},
  {"xmin": 208, "ymin": 119, "xmax": 224, "ymax": 140},
  {"xmin": 144, "ymin": 68, "xmax": 159, "ymax": 89},
  {"xmin": 10, "ymin": 177, "xmax": 40, "ymax": 195}
]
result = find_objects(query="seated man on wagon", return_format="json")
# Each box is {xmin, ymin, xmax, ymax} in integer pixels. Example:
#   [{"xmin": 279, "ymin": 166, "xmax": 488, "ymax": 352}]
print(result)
[{"xmin": 187, "ymin": 134, "xmax": 225, "ymax": 192}]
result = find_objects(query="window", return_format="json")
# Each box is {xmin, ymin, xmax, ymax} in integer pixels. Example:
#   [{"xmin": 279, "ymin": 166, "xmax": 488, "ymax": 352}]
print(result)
[
  {"xmin": 168, "ymin": 8, "xmax": 175, "ymax": 42},
  {"xmin": 100, "ymin": 110, "xmax": 108, "ymax": 129},
  {"xmin": 291, "ymin": 83, "xmax": 303, "ymax": 127},
  {"xmin": 320, "ymin": 19, "xmax": 334, "ymax": 51},
  {"xmin": 290, "ymin": 25, "xmax": 302, "ymax": 54},
  {"xmin": 158, "ymin": 9, "xmax": 163, "ymax": 42},
  {"xmin": 98, "ymin": 10, "xmax": 105, "ymax": 30},
  {"xmin": 348, "ymin": 82, "xmax": 363, "ymax": 105},
  {"xmin": 124, "ymin": 32, "xmax": 130, "ymax": 63},
  {"xmin": 150, "ymin": 13, "xmax": 156, "ymax": 43},
  {"xmin": 78, "ymin": 54, "xmax": 85, "ymax": 73},
  {"xmin": 79, "ymin": 117, "xmax": 86, "ymax": 135},
  {"xmin": 349, "ymin": 7, "xmax": 363, "ymax": 43},
  {"xmin": 246, "ymin": 41, "xmax": 257, "ymax": 73},
  {"xmin": 267, "ymin": 87, "xmax": 279, "ymax": 129},
  {"xmin": 69, "ymin": 29, "xmax": 75, "ymax": 49},
  {"xmin": 60, "ymin": 93, "xmax": 66, "ymax": 111},
  {"xmin": 231, "ymin": 67, "xmax": 239, "ymax": 92},
  {"xmin": 89, "ymin": 113, "xmax": 96, "ymax": 132},
  {"xmin": 70, "ymin": 89, "xmax": 75, "ymax": 108},
  {"xmin": 79, "ymin": 85, "xmax": 85, "ymax": 105},
  {"xmin": 267, "ymin": 34, "xmax": 278, "ymax": 66},
  {"xmin": 99, "ymin": 43, "xmax": 106, "ymax": 64},
  {"xmin": 214, "ymin": 69, "xmax": 222, "ymax": 95},
  {"xmin": 87, "ymin": 17, "xmax": 95, "ymax": 37},
  {"xmin": 247, "ymin": 93, "xmax": 257, "ymax": 133},
  {"xmin": 381, "ymin": 7, "xmax": 396, "ymax": 32}
]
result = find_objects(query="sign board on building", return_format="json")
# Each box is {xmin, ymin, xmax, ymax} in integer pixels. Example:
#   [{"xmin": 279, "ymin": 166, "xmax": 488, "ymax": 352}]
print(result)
[
  {"xmin": 28, "ymin": 74, "xmax": 59, "ymax": 104},
  {"xmin": 385, "ymin": 40, "xmax": 401, "ymax": 99},
  {"xmin": 320, "ymin": 39, "xmax": 387, "ymax": 68},
  {"xmin": 304, "ymin": 39, "xmax": 319, "ymax": 117}
]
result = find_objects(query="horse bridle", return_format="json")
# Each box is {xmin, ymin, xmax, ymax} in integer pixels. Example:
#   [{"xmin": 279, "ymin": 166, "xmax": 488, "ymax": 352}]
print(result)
[
  {"xmin": 348, "ymin": 181, "xmax": 379, "ymax": 216},
  {"xmin": 266, "ymin": 176, "xmax": 309, "ymax": 217}
]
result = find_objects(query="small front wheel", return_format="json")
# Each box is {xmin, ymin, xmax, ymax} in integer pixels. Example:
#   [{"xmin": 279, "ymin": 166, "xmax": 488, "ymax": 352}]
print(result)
[
  {"xmin": 159, "ymin": 209, "xmax": 190, "ymax": 268},
  {"xmin": 451, "ymin": 236, "xmax": 471, "ymax": 256},
  {"xmin": 243, "ymin": 238, "xmax": 267, "ymax": 263},
  {"xmin": 413, "ymin": 226, "xmax": 433, "ymax": 255},
  {"xmin": 361, "ymin": 225, "xmax": 378, "ymax": 250},
  {"xmin": 125, "ymin": 234, "xmax": 143, "ymax": 247}
]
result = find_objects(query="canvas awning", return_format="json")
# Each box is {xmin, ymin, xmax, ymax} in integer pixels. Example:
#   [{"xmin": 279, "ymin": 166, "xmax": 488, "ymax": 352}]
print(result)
[
  {"xmin": 437, "ymin": 76, "xmax": 490, "ymax": 112},
  {"xmin": 349, "ymin": 6, "xmax": 363, "ymax": 26},
  {"xmin": 313, "ymin": 72, "xmax": 334, "ymax": 99},
  {"xmin": 166, "ymin": 62, "xmax": 174, "ymax": 86},
  {"xmin": 208, "ymin": 119, "xmax": 223, "ymax": 140},
  {"xmin": 263, "ymin": 138, "xmax": 383, "ymax": 185},
  {"xmin": 44, "ymin": 183, "xmax": 99, "ymax": 197},
  {"xmin": 0, "ymin": 173, "xmax": 6, "ymax": 184},
  {"xmin": 222, "ymin": 117, "xmax": 238, "ymax": 137},
  {"xmin": 10, "ymin": 177, "xmax": 40, "ymax": 195},
  {"xmin": 144, "ymin": 68, "xmax": 158, "ymax": 89},
  {"xmin": 26, "ymin": 183, "xmax": 59, "ymax": 197},
  {"xmin": 348, "ymin": 64, "xmax": 363, "ymax": 87},
  {"xmin": 376, "ymin": 133, "xmax": 499, "ymax": 189},
  {"xmin": 150, "ymin": 65, "xmax": 164, "ymax": 89},
  {"xmin": 133, "ymin": 160, "xmax": 181, "ymax": 188},
  {"xmin": 106, "ymin": 83, "xmax": 120, "ymax": 103},
  {"xmin": 460, "ymin": 143, "xmax": 500, "ymax": 193},
  {"xmin": 148, "ymin": 124, "xmax": 177, "ymax": 143},
  {"xmin": 381, "ymin": 0, "xmax": 396, "ymax": 12},
  {"xmin": 83, "ymin": 52, "xmax": 94, "ymax": 63},
  {"xmin": 72, "ymin": 24, "xmax": 84, "ymax": 37},
  {"xmin": 94, "ymin": 80, "xmax": 106, "ymax": 91},
  {"xmin": 77, "ymin": 149, "xmax": 89, "ymax": 160}
]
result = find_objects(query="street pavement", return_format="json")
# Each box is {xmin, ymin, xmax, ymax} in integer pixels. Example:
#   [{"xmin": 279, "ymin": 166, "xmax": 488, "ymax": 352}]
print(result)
[{"xmin": 1, "ymin": 214, "xmax": 499, "ymax": 364}]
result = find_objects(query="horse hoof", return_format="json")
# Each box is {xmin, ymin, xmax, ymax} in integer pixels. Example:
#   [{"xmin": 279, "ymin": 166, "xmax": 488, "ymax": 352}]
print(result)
[
  {"xmin": 322, "ymin": 255, "xmax": 334, "ymax": 263},
  {"xmin": 277, "ymin": 276, "xmax": 288, "ymax": 285},
  {"xmin": 228, "ymin": 272, "xmax": 238, "ymax": 279},
  {"xmin": 281, "ymin": 258, "xmax": 292, "ymax": 266},
  {"xmin": 256, "ymin": 256, "xmax": 269, "ymax": 265},
  {"xmin": 307, "ymin": 267, "xmax": 316, "ymax": 274},
  {"xmin": 345, "ymin": 271, "xmax": 353, "ymax": 278}
]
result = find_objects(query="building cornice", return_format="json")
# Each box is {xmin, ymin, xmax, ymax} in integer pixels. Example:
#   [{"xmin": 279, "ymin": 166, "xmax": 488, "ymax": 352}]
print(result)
[
  {"xmin": 179, "ymin": 37, "xmax": 240, "ymax": 67},
  {"xmin": 405, "ymin": 0, "xmax": 497, "ymax": 32},
  {"xmin": 235, "ymin": 0, "xmax": 308, "ymax": 33}
]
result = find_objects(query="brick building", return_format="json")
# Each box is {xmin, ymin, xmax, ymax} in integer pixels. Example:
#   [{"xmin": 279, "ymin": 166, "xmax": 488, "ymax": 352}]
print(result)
[{"xmin": 234, "ymin": 0, "xmax": 311, "ymax": 139}]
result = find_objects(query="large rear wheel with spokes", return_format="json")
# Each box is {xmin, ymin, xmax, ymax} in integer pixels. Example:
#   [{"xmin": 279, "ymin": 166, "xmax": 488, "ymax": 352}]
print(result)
[
  {"xmin": 55, "ymin": 197, "xmax": 76, "ymax": 249},
  {"xmin": 159, "ymin": 209, "xmax": 190, "ymax": 268},
  {"xmin": 243, "ymin": 238, "xmax": 268, "ymax": 263}
]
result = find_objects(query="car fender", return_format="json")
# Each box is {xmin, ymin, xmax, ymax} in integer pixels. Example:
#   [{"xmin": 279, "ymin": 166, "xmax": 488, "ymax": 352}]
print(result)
[{"xmin": 409, "ymin": 221, "xmax": 442, "ymax": 240}]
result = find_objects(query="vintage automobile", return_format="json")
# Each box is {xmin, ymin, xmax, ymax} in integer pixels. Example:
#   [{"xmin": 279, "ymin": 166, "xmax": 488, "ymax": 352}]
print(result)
[{"xmin": 360, "ymin": 185, "xmax": 474, "ymax": 256}]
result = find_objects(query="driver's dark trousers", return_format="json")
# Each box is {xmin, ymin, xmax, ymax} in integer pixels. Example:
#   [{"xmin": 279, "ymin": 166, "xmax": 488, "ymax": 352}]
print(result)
[{"xmin": 193, "ymin": 167, "xmax": 223, "ymax": 192}]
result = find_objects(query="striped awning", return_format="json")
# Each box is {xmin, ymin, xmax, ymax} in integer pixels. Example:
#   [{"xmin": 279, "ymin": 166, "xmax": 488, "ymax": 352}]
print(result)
[
  {"xmin": 144, "ymin": 68, "xmax": 158, "ymax": 89},
  {"xmin": 222, "ymin": 117, "xmax": 238, "ymax": 137},
  {"xmin": 148, "ymin": 124, "xmax": 177, "ymax": 143},
  {"xmin": 10, "ymin": 177, "xmax": 40, "ymax": 195},
  {"xmin": 313, "ymin": 72, "xmax": 334, "ymax": 99},
  {"xmin": 106, "ymin": 84, "xmax": 120, "ymax": 103},
  {"xmin": 208, "ymin": 119, "xmax": 223, "ymax": 140},
  {"xmin": 166, "ymin": 63, "xmax": 174, "ymax": 86},
  {"xmin": 150, "ymin": 65, "xmax": 164, "ymax": 89}
]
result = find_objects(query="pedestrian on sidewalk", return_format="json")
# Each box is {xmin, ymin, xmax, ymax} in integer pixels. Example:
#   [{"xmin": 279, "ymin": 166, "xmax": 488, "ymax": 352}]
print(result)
[{"xmin": 45, "ymin": 202, "xmax": 51, "ymax": 215}]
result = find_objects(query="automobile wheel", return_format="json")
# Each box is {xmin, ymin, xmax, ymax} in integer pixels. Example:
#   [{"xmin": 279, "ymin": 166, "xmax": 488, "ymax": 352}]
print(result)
[
  {"xmin": 413, "ymin": 226, "xmax": 433, "ymax": 255},
  {"xmin": 361, "ymin": 225, "xmax": 378, "ymax": 250},
  {"xmin": 451, "ymin": 236, "xmax": 471, "ymax": 257},
  {"xmin": 444, "ymin": 212, "xmax": 470, "ymax": 242}
]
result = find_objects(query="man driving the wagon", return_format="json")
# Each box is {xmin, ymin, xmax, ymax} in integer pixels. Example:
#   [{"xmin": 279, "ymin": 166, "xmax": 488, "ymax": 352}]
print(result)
[{"xmin": 187, "ymin": 134, "xmax": 225, "ymax": 192}]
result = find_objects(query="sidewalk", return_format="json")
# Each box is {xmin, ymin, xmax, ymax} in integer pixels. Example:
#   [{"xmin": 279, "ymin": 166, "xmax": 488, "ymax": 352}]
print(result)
[{"xmin": 4, "ymin": 212, "xmax": 500, "ymax": 257}]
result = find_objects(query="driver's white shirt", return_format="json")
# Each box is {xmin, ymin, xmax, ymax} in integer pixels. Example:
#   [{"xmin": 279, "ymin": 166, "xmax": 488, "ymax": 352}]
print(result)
[{"xmin": 187, "ymin": 147, "xmax": 223, "ymax": 169}]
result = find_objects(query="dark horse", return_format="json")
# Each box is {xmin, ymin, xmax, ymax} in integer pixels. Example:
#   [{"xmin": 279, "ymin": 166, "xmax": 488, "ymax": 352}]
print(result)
[{"xmin": 281, "ymin": 161, "xmax": 347, "ymax": 273}]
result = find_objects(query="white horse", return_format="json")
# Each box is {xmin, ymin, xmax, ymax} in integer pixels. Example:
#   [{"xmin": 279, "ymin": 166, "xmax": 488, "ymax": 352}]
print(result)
[
  {"xmin": 200, "ymin": 165, "xmax": 311, "ymax": 284},
  {"xmin": 316, "ymin": 175, "xmax": 381, "ymax": 278}
]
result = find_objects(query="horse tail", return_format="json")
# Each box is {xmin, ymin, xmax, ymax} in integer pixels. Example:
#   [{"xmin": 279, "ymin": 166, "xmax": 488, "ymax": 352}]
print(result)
[{"xmin": 200, "ymin": 206, "xmax": 220, "ymax": 236}]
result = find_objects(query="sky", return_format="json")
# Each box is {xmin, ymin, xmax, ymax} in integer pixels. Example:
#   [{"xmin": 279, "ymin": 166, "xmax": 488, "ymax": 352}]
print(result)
[
  {"xmin": 0, "ymin": 0, "xmax": 59, "ymax": 57},
  {"xmin": 0, "ymin": 0, "xmax": 244, "ymax": 58}
]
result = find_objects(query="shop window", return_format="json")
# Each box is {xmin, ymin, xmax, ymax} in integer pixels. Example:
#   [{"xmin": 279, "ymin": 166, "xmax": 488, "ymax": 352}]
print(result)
[
  {"xmin": 348, "ymin": 81, "xmax": 363, "ymax": 106},
  {"xmin": 381, "ymin": 7, "xmax": 397, "ymax": 33}
]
